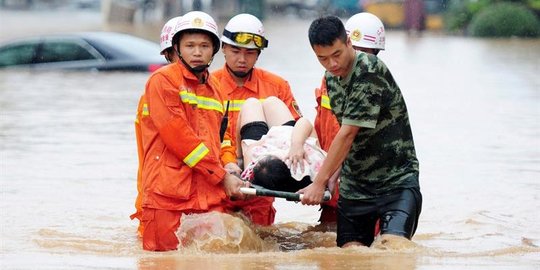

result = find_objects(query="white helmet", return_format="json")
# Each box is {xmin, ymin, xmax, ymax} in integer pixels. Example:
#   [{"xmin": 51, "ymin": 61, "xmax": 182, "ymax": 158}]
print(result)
[
  {"xmin": 160, "ymin": 16, "xmax": 181, "ymax": 53},
  {"xmin": 221, "ymin": 13, "xmax": 268, "ymax": 50},
  {"xmin": 345, "ymin": 12, "xmax": 385, "ymax": 50},
  {"xmin": 172, "ymin": 11, "xmax": 220, "ymax": 55}
]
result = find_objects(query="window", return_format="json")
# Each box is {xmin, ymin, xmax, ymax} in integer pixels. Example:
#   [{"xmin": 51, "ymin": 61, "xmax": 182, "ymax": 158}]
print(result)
[
  {"xmin": 0, "ymin": 43, "xmax": 38, "ymax": 66},
  {"xmin": 37, "ymin": 41, "xmax": 97, "ymax": 63}
]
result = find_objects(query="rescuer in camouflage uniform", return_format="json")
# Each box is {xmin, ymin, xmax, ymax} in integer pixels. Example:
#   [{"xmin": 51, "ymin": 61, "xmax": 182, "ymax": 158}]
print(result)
[{"xmin": 301, "ymin": 15, "xmax": 422, "ymax": 248}]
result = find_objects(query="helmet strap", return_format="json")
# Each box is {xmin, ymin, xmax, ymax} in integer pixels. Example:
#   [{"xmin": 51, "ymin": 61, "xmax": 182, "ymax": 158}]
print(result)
[
  {"xmin": 164, "ymin": 53, "xmax": 172, "ymax": 63},
  {"xmin": 164, "ymin": 48, "xmax": 177, "ymax": 63},
  {"xmin": 226, "ymin": 64, "xmax": 253, "ymax": 79},
  {"xmin": 175, "ymin": 44, "xmax": 210, "ymax": 83}
]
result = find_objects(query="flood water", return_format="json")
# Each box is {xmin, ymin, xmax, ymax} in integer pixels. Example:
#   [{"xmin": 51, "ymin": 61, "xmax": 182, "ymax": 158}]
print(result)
[{"xmin": 1, "ymin": 9, "xmax": 539, "ymax": 270}]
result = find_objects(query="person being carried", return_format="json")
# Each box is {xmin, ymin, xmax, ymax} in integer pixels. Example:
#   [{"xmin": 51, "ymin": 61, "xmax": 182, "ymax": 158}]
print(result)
[
  {"xmin": 237, "ymin": 96, "xmax": 338, "ymax": 195},
  {"xmin": 302, "ymin": 15, "xmax": 422, "ymax": 248}
]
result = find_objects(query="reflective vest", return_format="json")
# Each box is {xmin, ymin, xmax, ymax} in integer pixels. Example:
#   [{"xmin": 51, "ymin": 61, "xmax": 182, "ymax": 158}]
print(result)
[
  {"xmin": 212, "ymin": 66, "xmax": 302, "ymax": 145},
  {"xmin": 139, "ymin": 62, "xmax": 235, "ymax": 211}
]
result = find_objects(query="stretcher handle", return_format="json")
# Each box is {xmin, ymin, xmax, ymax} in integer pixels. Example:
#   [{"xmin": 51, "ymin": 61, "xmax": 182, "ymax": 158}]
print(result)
[{"xmin": 239, "ymin": 187, "xmax": 332, "ymax": 202}]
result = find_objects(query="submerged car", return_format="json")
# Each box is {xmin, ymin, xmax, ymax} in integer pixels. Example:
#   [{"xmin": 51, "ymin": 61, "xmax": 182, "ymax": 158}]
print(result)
[{"xmin": 0, "ymin": 32, "xmax": 167, "ymax": 72}]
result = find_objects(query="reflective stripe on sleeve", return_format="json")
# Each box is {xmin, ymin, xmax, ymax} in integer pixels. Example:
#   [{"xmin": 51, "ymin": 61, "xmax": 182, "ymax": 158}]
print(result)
[
  {"xmin": 221, "ymin": 140, "xmax": 232, "ymax": 148},
  {"xmin": 183, "ymin": 143, "xmax": 210, "ymax": 167}
]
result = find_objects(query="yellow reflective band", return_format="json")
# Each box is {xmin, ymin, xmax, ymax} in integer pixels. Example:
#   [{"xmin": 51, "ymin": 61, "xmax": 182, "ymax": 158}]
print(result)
[
  {"xmin": 221, "ymin": 140, "xmax": 232, "ymax": 148},
  {"xmin": 135, "ymin": 118, "xmax": 139, "ymax": 124},
  {"xmin": 179, "ymin": 90, "xmax": 224, "ymax": 113},
  {"xmin": 321, "ymin": 95, "xmax": 331, "ymax": 110},
  {"xmin": 227, "ymin": 100, "xmax": 244, "ymax": 112},
  {"xmin": 198, "ymin": 96, "xmax": 224, "ymax": 113},
  {"xmin": 142, "ymin": 103, "xmax": 149, "ymax": 116},
  {"xmin": 225, "ymin": 98, "xmax": 266, "ymax": 112},
  {"xmin": 183, "ymin": 143, "xmax": 209, "ymax": 167},
  {"xmin": 179, "ymin": 90, "xmax": 198, "ymax": 105}
]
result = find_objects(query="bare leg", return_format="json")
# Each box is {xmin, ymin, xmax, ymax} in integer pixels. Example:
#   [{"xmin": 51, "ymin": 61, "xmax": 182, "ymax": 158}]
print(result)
[
  {"xmin": 238, "ymin": 98, "xmax": 266, "ymax": 128},
  {"xmin": 237, "ymin": 98, "xmax": 267, "ymax": 166},
  {"xmin": 261, "ymin": 96, "xmax": 294, "ymax": 127}
]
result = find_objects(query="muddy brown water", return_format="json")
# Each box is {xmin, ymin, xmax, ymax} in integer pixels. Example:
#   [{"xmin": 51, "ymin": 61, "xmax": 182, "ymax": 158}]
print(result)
[{"xmin": 1, "ymin": 9, "xmax": 539, "ymax": 270}]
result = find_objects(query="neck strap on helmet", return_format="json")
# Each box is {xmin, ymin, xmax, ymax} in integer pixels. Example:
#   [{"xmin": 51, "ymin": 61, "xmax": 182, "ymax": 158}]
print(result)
[
  {"xmin": 226, "ymin": 64, "xmax": 253, "ymax": 79},
  {"xmin": 175, "ymin": 46, "xmax": 212, "ymax": 83}
]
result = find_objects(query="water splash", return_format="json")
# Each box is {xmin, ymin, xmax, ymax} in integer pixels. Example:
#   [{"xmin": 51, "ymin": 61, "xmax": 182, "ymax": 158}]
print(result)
[{"xmin": 177, "ymin": 212, "xmax": 278, "ymax": 253}]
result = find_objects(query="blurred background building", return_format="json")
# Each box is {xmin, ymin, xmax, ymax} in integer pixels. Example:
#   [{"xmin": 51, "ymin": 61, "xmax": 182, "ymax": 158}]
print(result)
[
  {"xmin": 1, "ymin": 0, "xmax": 538, "ymax": 37},
  {"xmin": 0, "ymin": 0, "xmax": 445, "ymax": 29}
]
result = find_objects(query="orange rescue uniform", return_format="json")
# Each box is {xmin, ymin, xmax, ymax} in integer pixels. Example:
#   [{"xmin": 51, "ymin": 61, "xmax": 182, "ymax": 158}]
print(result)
[
  {"xmin": 212, "ymin": 66, "xmax": 302, "ymax": 226},
  {"xmin": 139, "ymin": 62, "xmax": 236, "ymax": 251},
  {"xmin": 130, "ymin": 94, "xmax": 146, "ymax": 238},
  {"xmin": 314, "ymin": 77, "xmax": 340, "ymax": 223}
]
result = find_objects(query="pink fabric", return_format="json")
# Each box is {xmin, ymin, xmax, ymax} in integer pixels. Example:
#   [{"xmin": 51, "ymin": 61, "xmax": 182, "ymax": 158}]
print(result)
[{"xmin": 241, "ymin": 126, "xmax": 326, "ymax": 183}]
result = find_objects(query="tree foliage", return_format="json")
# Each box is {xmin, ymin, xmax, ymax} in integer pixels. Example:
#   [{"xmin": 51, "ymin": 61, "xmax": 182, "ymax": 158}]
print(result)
[
  {"xmin": 444, "ymin": 0, "xmax": 540, "ymax": 36},
  {"xmin": 468, "ymin": 2, "xmax": 540, "ymax": 37}
]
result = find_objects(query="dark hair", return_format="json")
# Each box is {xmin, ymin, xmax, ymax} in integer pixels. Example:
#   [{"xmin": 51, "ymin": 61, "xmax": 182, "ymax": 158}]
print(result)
[
  {"xmin": 252, "ymin": 156, "xmax": 311, "ymax": 193},
  {"xmin": 308, "ymin": 16, "xmax": 347, "ymax": 47}
]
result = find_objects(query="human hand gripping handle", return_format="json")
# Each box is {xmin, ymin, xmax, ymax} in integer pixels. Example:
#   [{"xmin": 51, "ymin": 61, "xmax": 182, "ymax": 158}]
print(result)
[
  {"xmin": 223, "ymin": 173, "xmax": 246, "ymax": 200},
  {"xmin": 298, "ymin": 180, "xmax": 327, "ymax": 205}
]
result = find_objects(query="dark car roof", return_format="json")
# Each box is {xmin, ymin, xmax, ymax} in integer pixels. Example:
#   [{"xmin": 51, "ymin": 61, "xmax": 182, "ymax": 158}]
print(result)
[
  {"xmin": 0, "ymin": 32, "xmax": 167, "ymax": 71},
  {"xmin": 75, "ymin": 32, "xmax": 164, "ymax": 61}
]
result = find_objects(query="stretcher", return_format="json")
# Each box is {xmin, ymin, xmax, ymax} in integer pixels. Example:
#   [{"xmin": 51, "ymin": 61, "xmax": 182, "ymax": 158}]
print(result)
[{"xmin": 240, "ymin": 184, "xmax": 332, "ymax": 202}]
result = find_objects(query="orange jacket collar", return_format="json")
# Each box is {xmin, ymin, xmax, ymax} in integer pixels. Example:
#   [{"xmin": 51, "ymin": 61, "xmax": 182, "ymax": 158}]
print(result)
[
  {"xmin": 220, "ymin": 65, "xmax": 258, "ymax": 95},
  {"xmin": 173, "ymin": 62, "xmax": 209, "ymax": 83}
]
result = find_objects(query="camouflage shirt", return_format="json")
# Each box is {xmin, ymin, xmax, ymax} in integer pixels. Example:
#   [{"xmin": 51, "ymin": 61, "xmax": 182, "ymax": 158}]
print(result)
[{"xmin": 326, "ymin": 52, "xmax": 419, "ymax": 200}]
